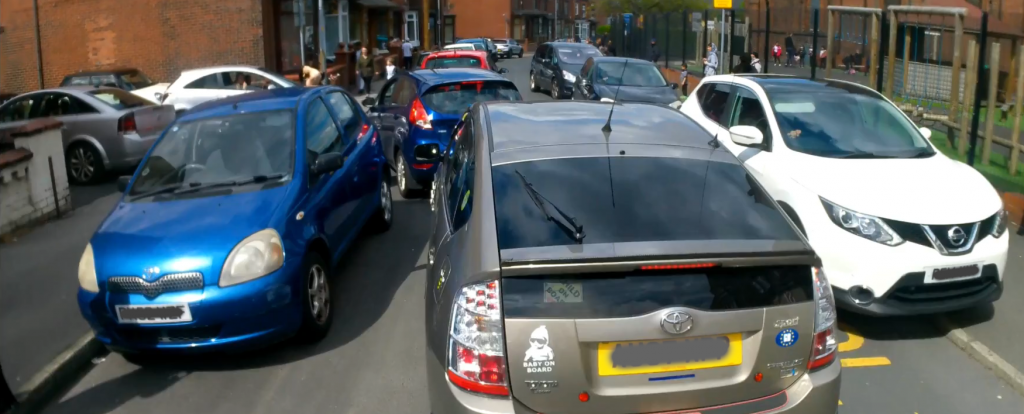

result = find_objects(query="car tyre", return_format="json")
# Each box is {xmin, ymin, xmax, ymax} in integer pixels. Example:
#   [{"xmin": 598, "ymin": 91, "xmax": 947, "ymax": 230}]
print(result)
[
  {"xmin": 296, "ymin": 251, "xmax": 333, "ymax": 343},
  {"xmin": 518, "ymin": 50, "xmax": 524, "ymax": 58},
  {"xmin": 529, "ymin": 72, "xmax": 540, "ymax": 92},
  {"xmin": 66, "ymin": 143, "xmax": 105, "ymax": 185},
  {"xmin": 369, "ymin": 171, "xmax": 393, "ymax": 232},
  {"xmin": 550, "ymin": 77, "xmax": 560, "ymax": 99},
  {"xmin": 396, "ymin": 152, "xmax": 418, "ymax": 199}
]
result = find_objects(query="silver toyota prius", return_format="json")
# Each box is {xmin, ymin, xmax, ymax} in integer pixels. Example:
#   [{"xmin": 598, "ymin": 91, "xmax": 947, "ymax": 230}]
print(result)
[{"xmin": 423, "ymin": 100, "xmax": 841, "ymax": 414}]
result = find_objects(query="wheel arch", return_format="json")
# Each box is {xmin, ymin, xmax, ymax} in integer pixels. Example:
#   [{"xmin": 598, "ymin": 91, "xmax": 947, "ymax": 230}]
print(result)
[
  {"xmin": 777, "ymin": 200, "xmax": 807, "ymax": 238},
  {"xmin": 305, "ymin": 236, "xmax": 332, "ymax": 269},
  {"xmin": 66, "ymin": 136, "xmax": 110, "ymax": 167}
]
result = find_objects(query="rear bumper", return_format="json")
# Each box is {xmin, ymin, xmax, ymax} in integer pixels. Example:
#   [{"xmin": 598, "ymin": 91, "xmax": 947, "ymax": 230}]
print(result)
[{"xmin": 426, "ymin": 352, "xmax": 841, "ymax": 414}]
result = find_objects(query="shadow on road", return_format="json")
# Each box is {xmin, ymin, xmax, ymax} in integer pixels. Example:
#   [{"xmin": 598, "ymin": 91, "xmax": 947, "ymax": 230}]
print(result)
[
  {"xmin": 41, "ymin": 187, "xmax": 433, "ymax": 414},
  {"xmin": 838, "ymin": 302, "xmax": 995, "ymax": 342}
]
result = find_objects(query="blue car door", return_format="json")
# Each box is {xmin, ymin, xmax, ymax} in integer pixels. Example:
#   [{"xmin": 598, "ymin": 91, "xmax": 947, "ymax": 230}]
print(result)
[
  {"xmin": 325, "ymin": 90, "xmax": 379, "ymax": 226},
  {"xmin": 382, "ymin": 76, "xmax": 416, "ymax": 155},
  {"xmin": 303, "ymin": 95, "xmax": 358, "ymax": 258}
]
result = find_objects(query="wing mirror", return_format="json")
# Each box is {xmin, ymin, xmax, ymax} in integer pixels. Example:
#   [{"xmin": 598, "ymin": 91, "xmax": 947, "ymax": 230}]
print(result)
[
  {"xmin": 728, "ymin": 125, "xmax": 764, "ymax": 147},
  {"xmin": 153, "ymin": 92, "xmax": 165, "ymax": 102},
  {"xmin": 117, "ymin": 176, "xmax": 131, "ymax": 193},
  {"xmin": 498, "ymin": 68, "xmax": 509, "ymax": 74},
  {"xmin": 310, "ymin": 152, "xmax": 345, "ymax": 176},
  {"xmin": 919, "ymin": 126, "xmax": 932, "ymax": 140},
  {"xmin": 670, "ymin": 83, "xmax": 679, "ymax": 90},
  {"xmin": 361, "ymin": 96, "xmax": 376, "ymax": 107}
]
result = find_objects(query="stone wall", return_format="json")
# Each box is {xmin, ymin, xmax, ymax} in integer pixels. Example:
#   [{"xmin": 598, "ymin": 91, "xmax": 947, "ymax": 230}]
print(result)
[{"xmin": 0, "ymin": 119, "xmax": 71, "ymax": 236}]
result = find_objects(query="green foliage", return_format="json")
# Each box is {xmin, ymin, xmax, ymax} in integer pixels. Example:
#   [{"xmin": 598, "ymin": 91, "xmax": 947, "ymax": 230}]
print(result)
[
  {"xmin": 596, "ymin": 25, "xmax": 612, "ymax": 35},
  {"xmin": 594, "ymin": 0, "xmax": 711, "ymax": 15}
]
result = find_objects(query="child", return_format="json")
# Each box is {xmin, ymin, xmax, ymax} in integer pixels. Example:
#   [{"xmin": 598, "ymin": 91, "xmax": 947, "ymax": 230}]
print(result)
[
  {"xmin": 679, "ymin": 63, "xmax": 689, "ymax": 97},
  {"xmin": 772, "ymin": 43, "xmax": 782, "ymax": 66},
  {"xmin": 797, "ymin": 46, "xmax": 805, "ymax": 67},
  {"xmin": 385, "ymin": 57, "xmax": 397, "ymax": 80}
]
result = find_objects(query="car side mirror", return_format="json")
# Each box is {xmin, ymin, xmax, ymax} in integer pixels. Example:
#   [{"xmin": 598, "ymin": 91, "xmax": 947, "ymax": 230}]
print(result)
[
  {"xmin": 361, "ymin": 96, "xmax": 376, "ymax": 106},
  {"xmin": 153, "ymin": 92, "xmax": 164, "ymax": 102},
  {"xmin": 670, "ymin": 83, "xmax": 679, "ymax": 90},
  {"xmin": 498, "ymin": 68, "xmax": 509, "ymax": 74},
  {"xmin": 919, "ymin": 126, "xmax": 932, "ymax": 140},
  {"xmin": 310, "ymin": 152, "xmax": 345, "ymax": 176},
  {"xmin": 728, "ymin": 125, "xmax": 765, "ymax": 147},
  {"xmin": 117, "ymin": 176, "xmax": 131, "ymax": 193}
]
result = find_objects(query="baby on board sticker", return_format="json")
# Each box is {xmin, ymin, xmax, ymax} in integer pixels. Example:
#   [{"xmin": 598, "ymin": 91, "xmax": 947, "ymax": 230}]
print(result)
[{"xmin": 524, "ymin": 326, "xmax": 556, "ymax": 373}]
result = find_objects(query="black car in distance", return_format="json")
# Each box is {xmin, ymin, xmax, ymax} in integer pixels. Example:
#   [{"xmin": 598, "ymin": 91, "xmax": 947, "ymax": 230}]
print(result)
[
  {"xmin": 529, "ymin": 42, "xmax": 602, "ymax": 99},
  {"xmin": 572, "ymin": 57, "xmax": 682, "ymax": 107},
  {"xmin": 423, "ymin": 100, "xmax": 841, "ymax": 414}
]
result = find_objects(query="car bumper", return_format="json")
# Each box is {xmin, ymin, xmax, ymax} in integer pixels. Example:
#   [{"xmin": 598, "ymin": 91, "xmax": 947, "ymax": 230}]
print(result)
[
  {"xmin": 426, "ymin": 353, "xmax": 841, "ymax": 414},
  {"xmin": 110, "ymin": 131, "xmax": 160, "ymax": 169},
  {"xmin": 77, "ymin": 262, "xmax": 303, "ymax": 353},
  {"xmin": 814, "ymin": 223, "xmax": 1007, "ymax": 316}
]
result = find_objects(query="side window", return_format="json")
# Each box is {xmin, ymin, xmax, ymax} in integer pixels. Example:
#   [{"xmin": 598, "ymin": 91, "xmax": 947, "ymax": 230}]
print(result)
[
  {"xmin": 580, "ymin": 59, "xmax": 594, "ymax": 78},
  {"xmin": 729, "ymin": 87, "xmax": 772, "ymax": 147},
  {"xmin": 447, "ymin": 120, "xmax": 476, "ymax": 232},
  {"xmin": 36, "ymin": 93, "xmax": 96, "ymax": 117},
  {"xmin": 185, "ymin": 73, "xmax": 225, "ymax": 89},
  {"xmin": 379, "ymin": 79, "xmax": 399, "ymax": 105},
  {"xmin": 535, "ymin": 45, "xmax": 547, "ymax": 61},
  {"xmin": 0, "ymin": 97, "xmax": 36, "ymax": 122},
  {"xmin": 227, "ymin": 71, "xmax": 275, "ymax": 90},
  {"xmin": 393, "ymin": 78, "xmax": 416, "ymax": 106},
  {"xmin": 325, "ymin": 91, "xmax": 362, "ymax": 144},
  {"xmin": 304, "ymin": 98, "xmax": 344, "ymax": 160},
  {"xmin": 699, "ymin": 83, "xmax": 732, "ymax": 124}
]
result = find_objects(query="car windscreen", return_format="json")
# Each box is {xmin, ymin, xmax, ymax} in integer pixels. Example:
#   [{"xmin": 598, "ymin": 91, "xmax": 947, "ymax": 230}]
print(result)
[
  {"xmin": 128, "ymin": 110, "xmax": 295, "ymax": 200},
  {"xmin": 424, "ymin": 56, "xmax": 482, "ymax": 69},
  {"xmin": 493, "ymin": 39, "xmax": 508, "ymax": 44},
  {"xmin": 63, "ymin": 75, "xmax": 118, "ymax": 87},
  {"xmin": 421, "ymin": 81, "xmax": 522, "ymax": 115},
  {"xmin": 593, "ymin": 62, "xmax": 667, "ymax": 87},
  {"xmin": 492, "ymin": 156, "xmax": 800, "ymax": 250},
  {"xmin": 87, "ymin": 89, "xmax": 154, "ymax": 110},
  {"xmin": 770, "ymin": 91, "xmax": 935, "ymax": 159},
  {"xmin": 120, "ymin": 71, "xmax": 155, "ymax": 89},
  {"xmin": 556, "ymin": 47, "xmax": 602, "ymax": 64}
]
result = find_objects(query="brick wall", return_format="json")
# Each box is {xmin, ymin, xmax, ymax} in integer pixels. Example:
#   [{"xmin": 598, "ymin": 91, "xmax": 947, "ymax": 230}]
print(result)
[
  {"xmin": 1, "ymin": 0, "xmax": 267, "ymax": 95},
  {"xmin": 451, "ymin": 0, "xmax": 511, "ymax": 40}
]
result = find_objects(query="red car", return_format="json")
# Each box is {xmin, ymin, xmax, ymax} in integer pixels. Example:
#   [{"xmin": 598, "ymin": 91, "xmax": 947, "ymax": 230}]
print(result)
[{"xmin": 419, "ymin": 50, "xmax": 507, "ymax": 74}]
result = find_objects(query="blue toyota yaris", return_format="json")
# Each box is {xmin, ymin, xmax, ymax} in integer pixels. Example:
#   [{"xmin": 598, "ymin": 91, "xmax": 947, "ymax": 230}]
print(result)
[
  {"xmin": 76, "ymin": 86, "xmax": 392, "ymax": 355},
  {"xmin": 362, "ymin": 68, "xmax": 521, "ymax": 198}
]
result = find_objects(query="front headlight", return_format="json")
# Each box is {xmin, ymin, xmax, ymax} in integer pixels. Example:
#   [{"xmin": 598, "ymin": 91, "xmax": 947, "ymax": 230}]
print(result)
[
  {"xmin": 991, "ymin": 208, "xmax": 1008, "ymax": 237},
  {"xmin": 821, "ymin": 198, "xmax": 904, "ymax": 246},
  {"xmin": 600, "ymin": 97, "xmax": 615, "ymax": 103},
  {"xmin": 78, "ymin": 243, "xmax": 99, "ymax": 293},
  {"xmin": 219, "ymin": 229, "xmax": 285, "ymax": 287},
  {"xmin": 562, "ymin": 70, "xmax": 577, "ymax": 82}
]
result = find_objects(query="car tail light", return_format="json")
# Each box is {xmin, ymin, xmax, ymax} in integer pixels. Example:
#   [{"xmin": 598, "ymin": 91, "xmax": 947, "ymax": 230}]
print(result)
[
  {"xmin": 410, "ymin": 98, "xmax": 433, "ymax": 130},
  {"xmin": 357, "ymin": 123, "xmax": 371, "ymax": 141},
  {"xmin": 118, "ymin": 113, "xmax": 137, "ymax": 135},
  {"xmin": 808, "ymin": 267, "xmax": 838, "ymax": 371},
  {"xmin": 448, "ymin": 280, "xmax": 509, "ymax": 397},
  {"xmin": 640, "ymin": 262, "xmax": 718, "ymax": 271}
]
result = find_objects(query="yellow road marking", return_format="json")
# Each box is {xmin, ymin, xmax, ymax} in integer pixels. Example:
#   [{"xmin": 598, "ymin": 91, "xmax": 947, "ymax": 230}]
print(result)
[
  {"xmin": 837, "ymin": 323, "xmax": 865, "ymax": 353},
  {"xmin": 841, "ymin": 357, "xmax": 892, "ymax": 368}
]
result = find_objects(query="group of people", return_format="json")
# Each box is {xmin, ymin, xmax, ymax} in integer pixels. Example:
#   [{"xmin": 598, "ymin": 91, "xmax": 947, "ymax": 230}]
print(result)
[{"xmin": 772, "ymin": 37, "xmax": 829, "ymax": 69}]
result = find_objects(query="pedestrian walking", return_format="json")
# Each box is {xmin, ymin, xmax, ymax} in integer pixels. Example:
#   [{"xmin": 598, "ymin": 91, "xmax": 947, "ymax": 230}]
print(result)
[
  {"xmin": 784, "ymin": 33, "xmax": 796, "ymax": 66},
  {"xmin": 647, "ymin": 38, "xmax": 661, "ymax": 64},
  {"xmin": 750, "ymin": 52, "xmax": 762, "ymax": 73},
  {"xmin": 606, "ymin": 40, "xmax": 617, "ymax": 56},
  {"xmin": 797, "ymin": 46, "xmax": 805, "ymax": 67},
  {"xmin": 679, "ymin": 63, "xmax": 689, "ymax": 97},
  {"xmin": 357, "ymin": 47, "xmax": 378, "ymax": 95},
  {"xmin": 401, "ymin": 38, "xmax": 414, "ymax": 70},
  {"xmin": 385, "ymin": 57, "xmax": 397, "ymax": 80},
  {"xmin": 772, "ymin": 43, "xmax": 782, "ymax": 66},
  {"xmin": 703, "ymin": 43, "xmax": 719, "ymax": 76},
  {"xmin": 818, "ymin": 46, "xmax": 828, "ymax": 69}
]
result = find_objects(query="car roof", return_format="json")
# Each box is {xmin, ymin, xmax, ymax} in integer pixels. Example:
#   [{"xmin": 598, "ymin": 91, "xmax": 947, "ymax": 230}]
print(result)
[
  {"xmin": 589, "ymin": 56, "xmax": 653, "ymax": 65},
  {"xmin": 179, "ymin": 86, "xmax": 313, "ymax": 120},
  {"xmin": 427, "ymin": 50, "xmax": 489, "ymax": 59},
  {"xmin": 483, "ymin": 101, "xmax": 717, "ymax": 155},
  {"xmin": 544, "ymin": 42, "xmax": 597, "ymax": 48},
  {"xmin": 410, "ymin": 68, "xmax": 508, "ymax": 86},
  {"xmin": 64, "ymin": 68, "xmax": 139, "ymax": 76},
  {"xmin": 708, "ymin": 74, "xmax": 880, "ymax": 97}
]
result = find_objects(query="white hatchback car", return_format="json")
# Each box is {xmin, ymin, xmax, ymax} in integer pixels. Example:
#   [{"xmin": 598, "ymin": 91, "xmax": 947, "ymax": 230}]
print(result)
[
  {"xmin": 155, "ymin": 65, "xmax": 298, "ymax": 114},
  {"xmin": 680, "ymin": 75, "xmax": 1008, "ymax": 316}
]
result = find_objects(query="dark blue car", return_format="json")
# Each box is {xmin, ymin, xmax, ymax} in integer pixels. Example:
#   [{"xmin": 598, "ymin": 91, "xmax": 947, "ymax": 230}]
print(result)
[
  {"xmin": 76, "ymin": 86, "xmax": 392, "ymax": 355},
  {"xmin": 362, "ymin": 68, "xmax": 521, "ymax": 197}
]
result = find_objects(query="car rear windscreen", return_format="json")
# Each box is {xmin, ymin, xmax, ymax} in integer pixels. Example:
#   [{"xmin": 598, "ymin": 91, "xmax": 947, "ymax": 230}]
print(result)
[
  {"xmin": 422, "ymin": 81, "xmax": 522, "ymax": 115},
  {"xmin": 501, "ymin": 266, "xmax": 813, "ymax": 318},
  {"xmin": 87, "ymin": 89, "xmax": 154, "ymax": 110},
  {"xmin": 492, "ymin": 157, "xmax": 800, "ymax": 250},
  {"xmin": 424, "ymin": 57, "xmax": 482, "ymax": 69}
]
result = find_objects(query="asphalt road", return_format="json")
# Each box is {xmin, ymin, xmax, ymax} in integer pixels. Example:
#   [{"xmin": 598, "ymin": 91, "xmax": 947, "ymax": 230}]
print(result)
[{"xmin": 21, "ymin": 56, "xmax": 1024, "ymax": 414}]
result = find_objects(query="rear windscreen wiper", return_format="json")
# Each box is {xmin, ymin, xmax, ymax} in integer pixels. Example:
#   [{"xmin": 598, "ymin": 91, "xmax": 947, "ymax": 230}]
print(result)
[
  {"xmin": 173, "ymin": 173, "xmax": 286, "ymax": 195},
  {"xmin": 515, "ymin": 170, "xmax": 585, "ymax": 243}
]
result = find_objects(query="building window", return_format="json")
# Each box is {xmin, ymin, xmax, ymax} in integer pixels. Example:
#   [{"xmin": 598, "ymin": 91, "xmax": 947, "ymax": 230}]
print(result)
[
  {"xmin": 405, "ymin": 12, "xmax": 420, "ymax": 46},
  {"xmin": 277, "ymin": 0, "xmax": 319, "ymax": 73},
  {"xmin": 325, "ymin": 0, "xmax": 351, "ymax": 55},
  {"xmin": 514, "ymin": 17, "xmax": 522, "ymax": 39}
]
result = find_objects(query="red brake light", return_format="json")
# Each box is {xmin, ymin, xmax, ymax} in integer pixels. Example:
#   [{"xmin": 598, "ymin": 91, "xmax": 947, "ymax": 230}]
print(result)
[
  {"xmin": 640, "ymin": 263, "xmax": 718, "ymax": 271},
  {"xmin": 357, "ymin": 123, "xmax": 370, "ymax": 141},
  {"xmin": 808, "ymin": 267, "xmax": 838, "ymax": 371},
  {"xmin": 808, "ymin": 327, "xmax": 838, "ymax": 370},
  {"xmin": 461, "ymin": 81, "xmax": 484, "ymax": 92},
  {"xmin": 448, "ymin": 280, "xmax": 509, "ymax": 396},
  {"xmin": 118, "ymin": 113, "xmax": 137, "ymax": 135},
  {"xmin": 410, "ymin": 98, "xmax": 433, "ymax": 130}
]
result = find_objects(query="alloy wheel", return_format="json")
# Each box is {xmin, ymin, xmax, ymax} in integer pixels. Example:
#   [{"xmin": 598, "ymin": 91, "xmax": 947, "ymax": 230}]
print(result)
[
  {"xmin": 398, "ymin": 158, "xmax": 407, "ymax": 192},
  {"xmin": 381, "ymin": 178, "xmax": 392, "ymax": 223},
  {"xmin": 307, "ymin": 264, "xmax": 330, "ymax": 324},
  {"xmin": 69, "ymin": 146, "xmax": 95, "ymax": 183},
  {"xmin": 551, "ymin": 78, "xmax": 559, "ymax": 99}
]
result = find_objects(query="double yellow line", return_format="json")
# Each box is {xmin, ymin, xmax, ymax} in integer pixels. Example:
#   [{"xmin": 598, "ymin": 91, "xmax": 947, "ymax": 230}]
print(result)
[{"xmin": 837, "ymin": 323, "xmax": 893, "ymax": 368}]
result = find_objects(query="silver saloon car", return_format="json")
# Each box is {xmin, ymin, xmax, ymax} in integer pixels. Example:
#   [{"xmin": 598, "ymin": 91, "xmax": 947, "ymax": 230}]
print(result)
[
  {"xmin": 0, "ymin": 87, "xmax": 175, "ymax": 184},
  {"xmin": 424, "ymin": 101, "xmax": 841, "ymax": 414}
]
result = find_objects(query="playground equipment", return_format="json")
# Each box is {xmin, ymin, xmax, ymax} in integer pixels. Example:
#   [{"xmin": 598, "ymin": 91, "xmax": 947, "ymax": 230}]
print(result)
[
  {"xmin": 825, "ymin": 6, "xmax": 882, "ymax": 87},
  {"xmin": 885, "ymin": 6, "xmax": 966, "ymax": 119}
]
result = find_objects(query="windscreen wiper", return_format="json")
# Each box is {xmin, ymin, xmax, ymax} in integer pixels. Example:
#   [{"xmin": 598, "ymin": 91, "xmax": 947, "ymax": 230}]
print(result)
[
  {"xmin": 835, "ymin": 152, "xmax": 897, "ymax": 159},
  {"xmin": 173, "ymin": 173, "xmax": 286, "ymax": 195},
  {"xmin": 515, "ymin": 170, "xmax": 585, "ymax": 243},
  {"xmin": 129, "ymin": 183, "xmax": 186, "ymax": 200}
]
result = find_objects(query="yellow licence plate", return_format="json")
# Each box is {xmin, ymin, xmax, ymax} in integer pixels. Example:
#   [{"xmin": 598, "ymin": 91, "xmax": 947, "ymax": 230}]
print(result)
[{"xmin": 597, "ymin": 333, "xmax": 743, "ymax": 376}]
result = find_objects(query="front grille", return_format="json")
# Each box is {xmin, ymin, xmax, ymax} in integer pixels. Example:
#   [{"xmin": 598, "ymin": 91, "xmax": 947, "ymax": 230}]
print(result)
[
  {"xmin": 923, "ymin": 222, "xmax": 980, "ymax": 252},
  {"xmin": 108, "ymin": 272, "xmax": 204, "ymax": 298},
  {"xmin": 115, "ymin": 325, "xmax": 222, "ymax": 344},
  {"xmin": 886, "ymin": 264, "xmax": 1000, "ymax": 304},
  {"xmin": 884, "ymin": 217, "xmax": 990, "ymax": 256}
]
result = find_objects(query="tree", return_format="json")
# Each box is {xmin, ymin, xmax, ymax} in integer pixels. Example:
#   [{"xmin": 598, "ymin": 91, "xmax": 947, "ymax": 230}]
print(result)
[{"xmin": 594, "ymin": 0, "xmax": 711, "ymax": 15}]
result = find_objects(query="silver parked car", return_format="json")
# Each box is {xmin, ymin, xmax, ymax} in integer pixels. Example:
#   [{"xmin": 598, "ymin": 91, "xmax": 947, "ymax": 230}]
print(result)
[
  {"xmin": 156, "ymin": 65, "xmax": 298, "ymax": 115},
  {"xmin": 494, "ymin": 38, "xmax": 524, "ymax": 58},
  {"xmin": 424, "ymin": 101, "xmax": 841, "ymax": 414},
  {"xmin": 0, "ymin": 87, "xmax": 175, "ymax": 184}
]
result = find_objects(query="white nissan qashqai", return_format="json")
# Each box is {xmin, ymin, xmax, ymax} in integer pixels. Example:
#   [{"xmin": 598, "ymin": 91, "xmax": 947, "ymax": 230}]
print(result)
[{"xmin": 680, "ymin": 75, "xmax": 1008, "ymax": 316}]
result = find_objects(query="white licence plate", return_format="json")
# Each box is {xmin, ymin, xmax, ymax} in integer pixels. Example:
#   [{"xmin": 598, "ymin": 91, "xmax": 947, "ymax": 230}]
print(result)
[
  {"xmin": 115, "ymin": 304, "xmax": 193, "ymax": 324},
  {"xmin": 924, "ymin": 263, "xmax": 983, "ymax": 284}
]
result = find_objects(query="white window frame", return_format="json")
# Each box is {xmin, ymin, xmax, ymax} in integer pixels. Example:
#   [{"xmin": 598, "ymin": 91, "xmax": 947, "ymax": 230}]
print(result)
[
  {"xmin": 405, "ymin": 12, "xmax": 420, "ymax": 47},
  {"xmin": 340, "ymin": 1, "xmax": 350, "ymax": 46}
]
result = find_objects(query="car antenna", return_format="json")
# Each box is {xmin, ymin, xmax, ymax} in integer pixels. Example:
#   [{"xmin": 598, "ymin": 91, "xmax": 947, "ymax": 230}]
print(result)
[{"xmin": 601, "ymin": 59, "xmax": 630, "ymax": 137}]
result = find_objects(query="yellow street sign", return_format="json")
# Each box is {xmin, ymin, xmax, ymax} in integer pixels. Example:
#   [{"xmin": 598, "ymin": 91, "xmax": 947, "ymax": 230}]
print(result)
[{"xmin": 714, "ymin": 0, "xmax": 732, "ymax": 8}]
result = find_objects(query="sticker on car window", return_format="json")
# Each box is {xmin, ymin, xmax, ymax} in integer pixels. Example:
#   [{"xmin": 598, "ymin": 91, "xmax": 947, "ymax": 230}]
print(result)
[
  {"xmin": 544, "ymin": 282, "xmax": 583, "ymax": 303},
  {"xmin": 460, "ymin": 190, "xmax": 470, "ymax": 210}
]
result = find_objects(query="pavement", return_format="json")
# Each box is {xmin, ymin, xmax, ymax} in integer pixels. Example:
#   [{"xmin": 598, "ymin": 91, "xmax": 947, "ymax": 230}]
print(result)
[{"xmin": 3, "ymin": 56, "xmax": 1022, "ymax": 414}]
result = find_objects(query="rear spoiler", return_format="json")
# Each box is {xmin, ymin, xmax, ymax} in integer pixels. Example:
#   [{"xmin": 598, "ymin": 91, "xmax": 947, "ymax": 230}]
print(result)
[{"xmin": 499, "ymin": 240, "xmax": 819, "ymax": 277}]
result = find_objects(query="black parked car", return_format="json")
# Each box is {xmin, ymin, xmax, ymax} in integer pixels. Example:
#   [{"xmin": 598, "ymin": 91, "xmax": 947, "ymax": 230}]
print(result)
[
  {"xmin": 529, "ymin": 42, "xmax": 602, "ymax": 99},
  {"xmin": 571, "ymin": 57, "xmax": 681, "ymax": 108}
]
